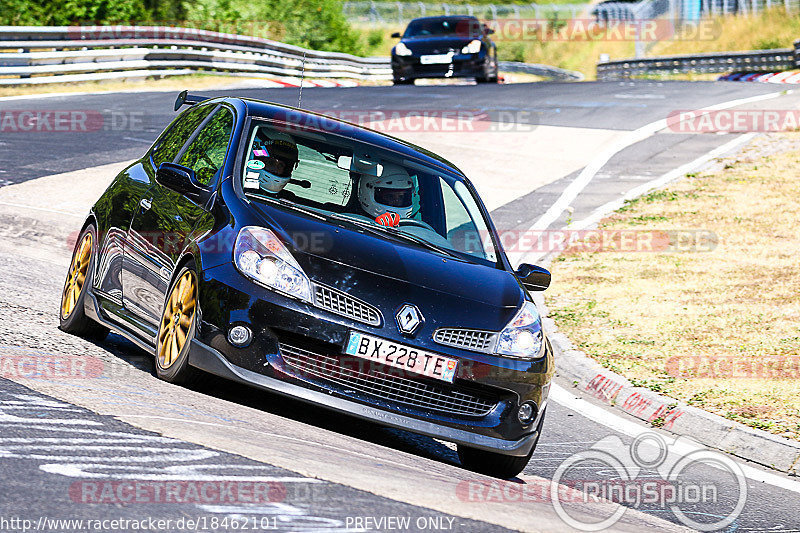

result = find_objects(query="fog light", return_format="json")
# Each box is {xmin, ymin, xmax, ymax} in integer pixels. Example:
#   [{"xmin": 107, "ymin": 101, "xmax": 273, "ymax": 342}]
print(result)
[
  {"xmin": 518, "ymin": 402, "xmax": 537, "ymax": 425},
  {"xmin": 228, "ymin": 325, "xmax": 252, "ymax": 347}
]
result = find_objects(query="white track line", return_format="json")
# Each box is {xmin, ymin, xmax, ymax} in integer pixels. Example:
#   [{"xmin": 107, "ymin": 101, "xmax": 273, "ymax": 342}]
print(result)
[
  {"xmin": 0, "ymin": 200, "xmax": 84, "ymax": 218},
  {"xmin": 528, "ymin": 91, "xmax": 788, "ymax": 234},
  {"xmin": 569, "ymin": 132, "xmax": 758, "ymax": 231},
  {"xmin": 550, "ymin": 384, "xmax": 800, "ymax": 494}
]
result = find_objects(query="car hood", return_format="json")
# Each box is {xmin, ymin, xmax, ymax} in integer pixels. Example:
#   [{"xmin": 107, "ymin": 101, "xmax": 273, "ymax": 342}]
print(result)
[
  {"xmin": 401, "ymin": 35, "xmax": 479, "ymax": 54},
  {"xmin": 251, "ymin": 202, "xmax": 522, "ymax": 314}
]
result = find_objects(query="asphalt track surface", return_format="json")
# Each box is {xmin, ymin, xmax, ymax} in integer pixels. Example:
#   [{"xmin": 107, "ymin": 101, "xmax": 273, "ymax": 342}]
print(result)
[{"xmin": 1, "ymin": 80, "xmax": 800, "ymax": 532}]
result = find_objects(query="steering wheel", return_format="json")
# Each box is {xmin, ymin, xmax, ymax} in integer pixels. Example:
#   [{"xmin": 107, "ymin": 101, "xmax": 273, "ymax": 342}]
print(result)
[{"xmin": 398, "ymin": 218, "xmax": 436, "ymax": 232}]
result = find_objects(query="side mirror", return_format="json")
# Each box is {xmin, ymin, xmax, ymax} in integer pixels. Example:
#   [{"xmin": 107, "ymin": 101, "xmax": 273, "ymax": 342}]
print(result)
[
  {"xmin": 156, "ymin": 163, "xmax": 212, "ymax": 205},
  {"xmin": 516, "ymin": 263, "xmax": 551, "ymax": 292},
  {"xmin": 391, "ymin": 32, "xmax": 401, "ymax": 38}
]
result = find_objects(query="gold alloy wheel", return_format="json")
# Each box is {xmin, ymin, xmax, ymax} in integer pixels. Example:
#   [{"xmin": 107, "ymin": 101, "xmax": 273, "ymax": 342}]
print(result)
[
  {"xmin": 61, "ymin": 233, "xmax": 92, "ymax": 319},
  {"xmin": 157, "ymin": 270, "xmax": 197, "ymax": 369}
]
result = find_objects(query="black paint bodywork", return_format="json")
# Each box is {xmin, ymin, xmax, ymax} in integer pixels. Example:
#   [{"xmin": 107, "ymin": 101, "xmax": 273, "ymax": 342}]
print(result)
[
  {"xmin": 79, "ymin": 96, "xmax": 554, "ymax": 456},
  {"xmin": 391, "ymin": 16, "xmax": 499, "ymax": 83}
]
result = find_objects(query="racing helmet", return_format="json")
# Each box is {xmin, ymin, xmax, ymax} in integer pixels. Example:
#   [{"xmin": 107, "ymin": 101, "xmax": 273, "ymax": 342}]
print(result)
[
  {"xmin": 357, "ymin": 163, "xmax": 415, "ymax": 219},
  {"xmin": 251, "ymin": 130, "xmax": 299, "ymax": 193}
]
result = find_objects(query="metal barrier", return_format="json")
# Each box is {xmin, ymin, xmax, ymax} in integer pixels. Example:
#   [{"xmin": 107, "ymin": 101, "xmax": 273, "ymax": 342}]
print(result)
[
  {"xmin": 499, "ymin": 61, "xmax": 583, "ymax": 81},
  {"xmin": 0, "ymin": 25, "xmax": 579, "ymax": 86},
  {"xmin": 596, "ymin": 48, "xmax": 795, "ymax": 80}
]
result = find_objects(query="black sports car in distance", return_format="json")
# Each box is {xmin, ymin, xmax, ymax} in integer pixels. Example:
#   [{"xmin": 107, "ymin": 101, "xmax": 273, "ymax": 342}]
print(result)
[
  {"xmin": 59, "ymin": 92, "xmax": 553, "ymax": 478},
  {"xmin": 391, "ymin": 15, "xmax": 499, "ymax": 85}
]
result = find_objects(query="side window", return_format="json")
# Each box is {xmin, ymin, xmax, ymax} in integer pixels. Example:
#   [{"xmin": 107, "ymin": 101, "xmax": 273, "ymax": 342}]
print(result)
[
  {"xmin": 440, "ymin": 178, "xmax": 495, "ymax": 261},
  {"xmin": 151, "ymin": 105, "xmax": 215, "ymax": 168},
  {"xmin": 178, "ymin": 108, "xmax": 234, "ymax": 186}
]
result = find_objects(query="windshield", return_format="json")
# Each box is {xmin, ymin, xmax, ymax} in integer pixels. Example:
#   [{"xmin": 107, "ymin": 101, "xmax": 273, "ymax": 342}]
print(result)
[
  {"xmin": 404, "ymin": 18, "xmax": 482, "ymax": 39},
  {"xmin": 240, "ymin": 121, "xmax": 499, "ymax": 265}
]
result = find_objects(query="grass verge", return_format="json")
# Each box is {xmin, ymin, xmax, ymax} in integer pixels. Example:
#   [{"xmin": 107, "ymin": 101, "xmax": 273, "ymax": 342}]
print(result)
[
  {"xmin": 547, "ymin": 133, "xmax": 800, "ymax": 439},
  {"xmin": 0, "ymin": 74, "xmax": 247, "ymax": 98}
]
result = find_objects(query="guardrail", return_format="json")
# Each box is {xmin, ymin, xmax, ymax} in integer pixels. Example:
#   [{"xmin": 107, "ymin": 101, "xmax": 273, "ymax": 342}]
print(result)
[
  {"xmin": 0, "ymin": 25, "xmax": 391, "ymax": 85},
  {"xmin": 0, "ymin": 25, "xmax": 579, "ymax": 86},
  {"xmin": 596, "ymin": 48, "xmax": 795, "ymax": 80},
  {"xmin": 499, "ymin": 61, "xmax": 583, "ymax": 81}
]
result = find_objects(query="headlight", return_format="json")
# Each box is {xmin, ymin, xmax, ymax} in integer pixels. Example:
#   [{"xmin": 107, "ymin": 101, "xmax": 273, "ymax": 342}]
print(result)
[
  {"xmin": 495, "ymin": 301, "xmax": 544, "ymax": 359},
  {"xmin": 233, "ymin": 226, "xmax": 312, "ymax": 303},
  {"xmin": 462, "ymin": 39, "xmax": 482, "ymax": 54},
  {"xmin": 394, "ymin": 42, "xmax": 413, "ymax": 56}
]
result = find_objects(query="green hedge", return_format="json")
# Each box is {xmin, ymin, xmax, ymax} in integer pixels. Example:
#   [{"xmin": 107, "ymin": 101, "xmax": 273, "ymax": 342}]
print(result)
[{"xmin": 0, "ymin": 0, "xmax": 367, "ymax": 55}]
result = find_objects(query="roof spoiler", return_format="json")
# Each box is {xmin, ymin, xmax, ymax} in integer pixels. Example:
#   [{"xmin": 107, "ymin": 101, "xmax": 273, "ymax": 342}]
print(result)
[{"xmin": 174, "ymin": 90, "xmax": 211, "ymax": 111}]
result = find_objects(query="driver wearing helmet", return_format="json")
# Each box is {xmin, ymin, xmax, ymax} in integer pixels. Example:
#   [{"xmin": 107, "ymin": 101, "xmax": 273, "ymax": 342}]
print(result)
[
  {"xmin": 357, "ymin": 163, "xmax": 415, "ymax": 226},
  {"xmin": 251, "ymin": 130, "xmax": 299, "ymax": 193}
]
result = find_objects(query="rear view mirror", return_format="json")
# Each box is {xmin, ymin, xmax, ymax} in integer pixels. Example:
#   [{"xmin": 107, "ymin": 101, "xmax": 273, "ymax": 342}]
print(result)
[
  {"xmin": 391, "ymin": 32, "xmax": 401, "ymax": 38},
  {"xmin": 156, "ymin": 163, "xmax": 212, "ymax": 205},
  {"xmin": 337, "ymin": 155, "xmax": 383, "ymax": 177},
  {"xmin": 516, "ymin": 264, "xmax": 551, "ymax": 292}
]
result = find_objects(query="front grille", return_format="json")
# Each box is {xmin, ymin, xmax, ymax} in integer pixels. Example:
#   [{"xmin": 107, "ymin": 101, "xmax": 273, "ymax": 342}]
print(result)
[
  {"xmin": 433, "ymin": 328, "xmax": 497, "ymax": 353},
  {"xmin": 313, "ymin": 284, "xmax": 381, "ymax": 326},
  {"xmin": 280, "ymin": 343, "xmax": 495, "ymax": 417}
]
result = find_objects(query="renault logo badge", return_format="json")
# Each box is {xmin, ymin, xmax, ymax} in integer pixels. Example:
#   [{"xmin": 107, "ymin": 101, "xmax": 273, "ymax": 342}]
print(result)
[{"xmin": 396, "ymin": 304, "xmax": 423, "ymax": 335}]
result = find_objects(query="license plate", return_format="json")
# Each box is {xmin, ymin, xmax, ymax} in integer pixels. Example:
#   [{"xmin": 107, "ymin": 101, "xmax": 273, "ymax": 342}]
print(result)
[
  {"xmin": 420, "ymin": 54, "xmax": 452, "ymax": 65},
  {"xmin": 344, "ymin": 331, "xmax": 458, "ymax": 383}
]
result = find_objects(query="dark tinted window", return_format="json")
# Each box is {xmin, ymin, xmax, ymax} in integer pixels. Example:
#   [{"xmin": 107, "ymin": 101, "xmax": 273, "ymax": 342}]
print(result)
[
  {"xmin": 404, "ymin": 18, "xmax": 480, "ymax": 38},
  {"xmin": 178, "ymin": 108, "xmax": 234, "ymax": 185},
  {"xmin": 152, "ymin": 105, "xmax": 214, "ymax": 168}
]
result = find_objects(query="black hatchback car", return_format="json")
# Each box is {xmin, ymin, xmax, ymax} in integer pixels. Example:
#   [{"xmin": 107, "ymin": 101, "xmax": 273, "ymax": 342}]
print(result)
[
  {"xmin": 59, "ymin": 92, "xmax": 554, "ymax": 478},
  {"xmin": 391, "ymin": 15, "xmax": 499, "ymax": 85}
]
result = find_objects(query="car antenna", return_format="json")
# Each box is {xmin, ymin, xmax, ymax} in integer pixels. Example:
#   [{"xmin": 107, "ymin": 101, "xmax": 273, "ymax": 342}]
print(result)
[{"xmin": 297, "ymin": 50, "xmax": 306, "ymax": 109}]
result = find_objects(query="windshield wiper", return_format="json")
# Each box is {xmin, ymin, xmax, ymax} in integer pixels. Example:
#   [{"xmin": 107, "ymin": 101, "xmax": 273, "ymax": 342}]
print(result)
[
  {"xmin": 382, "ymin": 227, "xmax": 460, "ymax": 258},
  {"xmin": 246, "ymin": 193, "xmax": 327, "ymax": 221},
  {"xmin": 324, "ymin": 213, "xmax": 460, "ymax": 258},
  {"xmin": 247, "ymin": 195, "xmax": 460, "ymax": 258}
]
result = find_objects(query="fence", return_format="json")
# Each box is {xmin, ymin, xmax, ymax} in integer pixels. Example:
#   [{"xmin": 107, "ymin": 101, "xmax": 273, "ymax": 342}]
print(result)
[{"xmin": 342, "ymin": 2, "xmax": 590, "ymax": 24}]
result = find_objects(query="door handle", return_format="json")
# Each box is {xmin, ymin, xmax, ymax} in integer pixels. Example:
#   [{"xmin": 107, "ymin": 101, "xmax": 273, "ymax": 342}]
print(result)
[{"xmin": 139, "ymin": 198, "xmax": 152, "ymax": 210}]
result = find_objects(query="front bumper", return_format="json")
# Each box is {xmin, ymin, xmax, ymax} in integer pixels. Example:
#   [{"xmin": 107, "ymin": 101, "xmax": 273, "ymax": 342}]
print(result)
[
  {"xmin": 193, "ymin": 262, "xmax": 554, "ymax": 456},
  {"xmin": 392, "ymin": 54, "xmax": 489, "ymax": 80},
  {"xmin": 188, "ymin": 338, "xmax": 543, "ymax": 456}
]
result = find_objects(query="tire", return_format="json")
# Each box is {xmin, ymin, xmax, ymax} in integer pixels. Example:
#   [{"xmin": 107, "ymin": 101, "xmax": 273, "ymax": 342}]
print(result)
[
  {"xmin": 393, "ymin": 78, "xmax": 414, "ymax": 85},
  {"xmin": 59, "ymin": 223, "xmax": 109, "ymax": 341},
  {"xmin": 458, "ymin": 407, "xmax": 547, "ymax": 479},
  {"xmin": 155, "ymin": 264, "xmax": 203, "ymax": 385}
]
